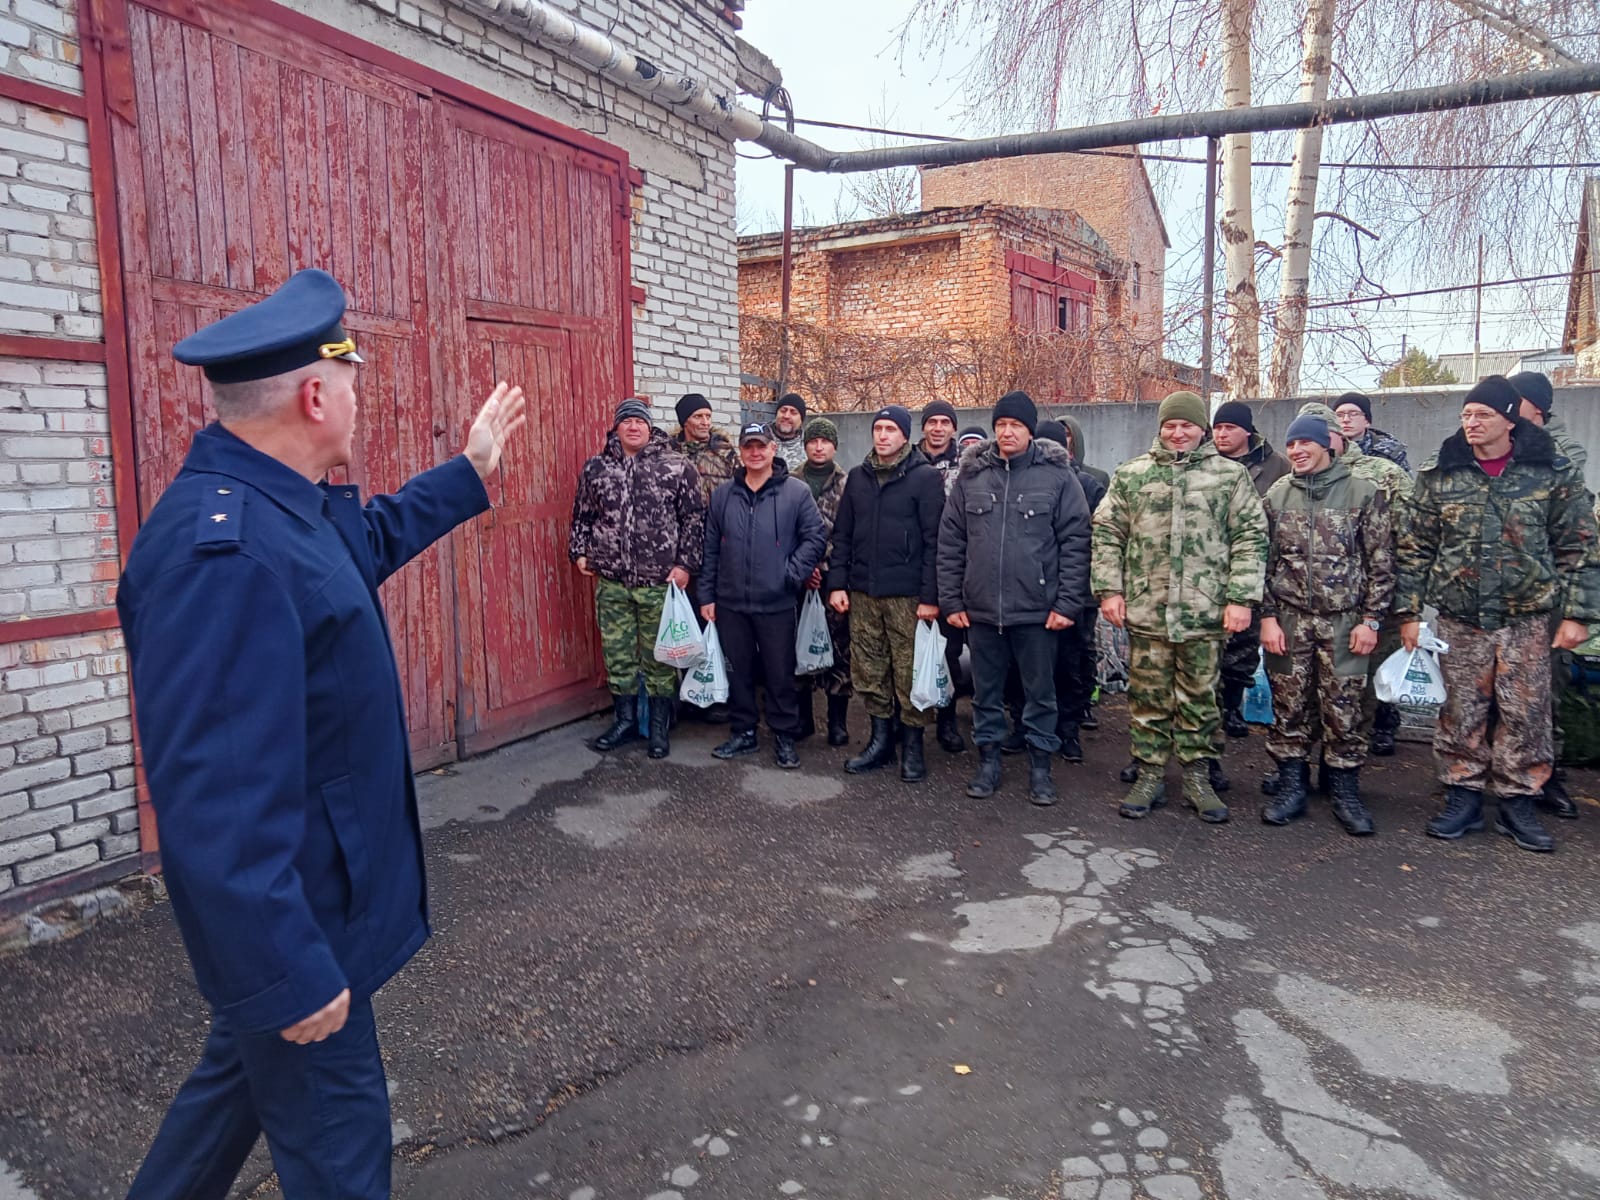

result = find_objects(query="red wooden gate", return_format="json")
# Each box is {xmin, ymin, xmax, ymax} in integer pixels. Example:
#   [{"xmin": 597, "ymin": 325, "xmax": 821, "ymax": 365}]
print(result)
[{"xmin": 98, "ymin": 0, "xmax": 630, "ymax": 766}]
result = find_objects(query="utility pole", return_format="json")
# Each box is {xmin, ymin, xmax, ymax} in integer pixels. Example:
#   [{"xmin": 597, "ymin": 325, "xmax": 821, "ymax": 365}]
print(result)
[
  {"xmin": 1399, "ymin": 332, "xmax": 1407, "ymax": 386},
  {"xmin": 1472, "ymin": 234, "xmax": 1484, "ymax": 382}
]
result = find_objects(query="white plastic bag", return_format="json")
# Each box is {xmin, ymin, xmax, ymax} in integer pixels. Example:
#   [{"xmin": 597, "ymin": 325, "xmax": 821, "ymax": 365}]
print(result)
[
  {"xmin": 909, "ymin": 619, "xmax": 954, "ymax": 711},
  {"xmin": 1373, "ymin": 622, "xmax": 1449, "ymax": 707},
  {"xmin": 795, "ymin": 590, "xmax": 834, "ymax": 674},
  {"xmin": 653, "ymin": 581, "xmax": 705, "ymax": 668},
  {"xmin": 679, "ymin": 621, "xmax": 729, "ymax": 707}
]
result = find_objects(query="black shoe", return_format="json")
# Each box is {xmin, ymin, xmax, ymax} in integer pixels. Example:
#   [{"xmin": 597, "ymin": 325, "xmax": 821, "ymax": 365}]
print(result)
[
  {"xmin": 1028, "ymin": 748, "xmax": 1057, "ymax": 806},
  {"xmin": 826, "ymin": 695, "xmax": 851, "ymax": 747},
  {"xmin": 795, "ymin": 691, "xmax": 817, "ymax": 742},
  {"xmin": 1262, "ymin": 760, "xmax": 1309, "ymax": 826},
  {"xmin": 1327, "ymin": 766, "xmax": 1375, "ymax": 836},
  {"xmin": 701, "ymin": 702, "xmax": 731, "ymax": 725},
  {"xmin": 592, "ymin": 695, "xmax": 640, "ymax": 752},
  {"xmin": 1539, "ymin": 771, "xmax": 1579, "ymax": 819},
  {"xmin": 1496, "ymin": 794, "xmax": 1554, "ymax": 852},
  {"xmin": 1119, "ymin": 758, "xmax": 1141, "ymax": 784},
  {"xmin": 1427, "ymin": 785, "xmax": 1485, "ymax": 840},
  {"xmin": 966, "ymin": 745, "xmax": 1003, "ymax": 798},
  {"xmin": 1058, "ymin": 724, "xmax": 1083, "ymax": 763},
  {"xmin": 936, "ymin": 705, "xmax": 966, "ymax": 754},
  {"xmin": 1371, "ymin": 702, "xmax": 1399, "ymax": 756},
  {"xmin": 647, "ymin": 699, "xmax": 671, "ymax": 760},
  {"xmin": 1207, "ymin": 756, "xmax": 1231, "ymax": 794},
  {"xmin": 712, "ymin": 729, "xmax": 759, "ymax": 760},
  {"xmin": 1000, "ymin": 724, "xmax": 1027, "ymax": 754},
  {"xmin": 774, "ymin": 733, "xmax": 800, "ymax": 770},
  {"xmin": 845, "ymin": 716, "xmax": 897, "ymax": 774},
  {"xmin": 1261, "ymin": 769, "xmax": 1279, "ymax": 797},
  {"xmin": 1370, "ymin": 728, "xmax": 1396, "ymax": 757},
  {"xmin": 1079, "ymin": 706, "xmax": 1099, "ymax": 731},
  {"xmin": 900, "ymin": 727, "xmax": 927, "ymax": 782},
  {"xmin": 1223, "ymin": 706, "xmax": 1249, "ymax": 738}
]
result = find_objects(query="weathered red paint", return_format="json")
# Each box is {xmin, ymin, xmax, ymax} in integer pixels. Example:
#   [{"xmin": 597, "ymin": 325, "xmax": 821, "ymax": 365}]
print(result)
[
  {"xmin": 0, "ymin": 609, "xmax": 120, "ymax": 645},
  {"xmin": 0, "ymin": 72, "xmax": 88, "ymax": 118}
]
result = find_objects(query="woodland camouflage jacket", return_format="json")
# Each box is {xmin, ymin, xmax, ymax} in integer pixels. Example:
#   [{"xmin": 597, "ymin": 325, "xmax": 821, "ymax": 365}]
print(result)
[
  {"xmin": 1260, "ymin": 458, "xmax": 1395, "ymax": 622},
  {"xmin": 669, "ymin": 427, "xmax": 740, "ymax": 506},
  {"xmin": 1091, "ymin": 437, "xmax": 1269, "ymax": 643},
  {"xmin": 1396, "ymin": 419, "xmax": 1600, "ymax": 628},
  {"xmin": 568, "ymin": 428, "xmax": 705, "ymax": 587}
]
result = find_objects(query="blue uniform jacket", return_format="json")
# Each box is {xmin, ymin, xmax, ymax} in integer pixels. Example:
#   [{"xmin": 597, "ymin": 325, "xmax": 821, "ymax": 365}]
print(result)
[{"xmin": 118, "ymin": 424, "xmax": 489, "ymax": 1035}]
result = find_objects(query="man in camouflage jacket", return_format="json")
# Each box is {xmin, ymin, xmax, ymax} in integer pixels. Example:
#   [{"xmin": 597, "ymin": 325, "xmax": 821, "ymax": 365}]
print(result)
[
  {"xmin": 1092, "ymin": 391, "xmax": 1268, "ymax": 823},
  {"xmin": 1258, "ymin": 413, "xmax": 1395, "ymax": 835},
  {"xmin": 1335, "ymin": 392, "xmax": 1411, "ymax": 474},
  {"xmin": 569, "ymin": 399, "xmax": 705, "ymax": 759},
  {"xmin": 669, "ymin": 393, "xmax": 740, "ymax": 505},
  {"xmin": 1396, "ymin": 376, "xmax": 1600, "ymax": 853},
  {"xmin": 796, "ymin": 416, "xmax": 852, "ymax": 745}
]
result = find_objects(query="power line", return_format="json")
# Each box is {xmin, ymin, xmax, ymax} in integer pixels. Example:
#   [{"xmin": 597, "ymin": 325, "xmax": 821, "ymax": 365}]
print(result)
[
  {"xmin": 1307, "ymin": 266, "xmax": 1596, "ymax": 309},
  {"xmin": 788, "ymin": 115, "xmax": 1600, "ymax": 172}
]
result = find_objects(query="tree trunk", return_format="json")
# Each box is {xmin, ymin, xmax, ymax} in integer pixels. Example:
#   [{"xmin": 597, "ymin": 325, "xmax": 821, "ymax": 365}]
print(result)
[
  {"xmin": 1220, "ymin": 0, "xmax": 1259, "ymax": 400},
  {"xmin": 1267, "ymin": 0, "xmax": 1337, "ymax": 399}
]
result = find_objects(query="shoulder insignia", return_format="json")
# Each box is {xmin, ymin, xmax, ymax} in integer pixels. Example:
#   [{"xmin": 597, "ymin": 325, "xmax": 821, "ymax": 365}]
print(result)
[{"xmin": 194, "ymin": 486, "xmax": 244, "ymax": 552}]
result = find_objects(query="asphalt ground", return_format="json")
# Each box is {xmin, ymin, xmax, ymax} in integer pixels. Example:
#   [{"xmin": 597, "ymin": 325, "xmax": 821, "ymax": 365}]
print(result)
[{"xmin": 3, "ymin": 697, "xmax": 1600, "ymax": 1200}]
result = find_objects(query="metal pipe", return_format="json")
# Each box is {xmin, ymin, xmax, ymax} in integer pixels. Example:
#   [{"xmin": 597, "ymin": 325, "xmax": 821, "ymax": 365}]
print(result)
[
  {"xmin": 759, "ymin": 63, "xmax": 1600, "ymax": 173},
  {"xmin": 1202, "ymin": 138, "xmax": 1218, "ymax": 406}
]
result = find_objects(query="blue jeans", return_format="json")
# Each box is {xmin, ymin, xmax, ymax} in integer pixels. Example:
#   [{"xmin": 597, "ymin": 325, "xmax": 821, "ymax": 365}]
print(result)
[
  {"xmin": 128, "ymin": 996, "xmax": 391, "ymax": 1199},
  {"xmin": 969, "ymin": 621, "xmax": 1061, "ymax": 752}
]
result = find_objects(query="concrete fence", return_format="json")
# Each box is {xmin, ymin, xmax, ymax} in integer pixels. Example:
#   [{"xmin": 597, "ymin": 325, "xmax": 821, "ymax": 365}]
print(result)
[{"xmin": 781, "ymin": 387, "xmax": 1600, "ymax": 492}]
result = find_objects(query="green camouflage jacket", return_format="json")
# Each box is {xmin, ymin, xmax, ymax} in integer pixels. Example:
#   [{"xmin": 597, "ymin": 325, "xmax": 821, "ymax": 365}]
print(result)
[
  {"xmin": 1091, "ymin": 437, "xmax": 1269, "ymax": 643},
  {"xmin": 800, "ymin": 459, "xmax": 848, "ymax": 574},
  {"xmin": 1261, "ymin": 458, "xmax": 1395, "ymax": 627},
  {"xmin": 670, "ymin": 427, "xmax": 740, "ymax": 506},
  {"xmin": 1396, "ymin": 419, "xmax": 1600, "ymax": 628}
]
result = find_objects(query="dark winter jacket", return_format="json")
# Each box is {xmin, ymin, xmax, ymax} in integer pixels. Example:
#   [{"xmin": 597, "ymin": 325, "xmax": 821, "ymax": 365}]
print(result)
[
  {"xmin": 1355, "ymin": 427, "xmax": 1412, "ymax": 475},
  {"xmin": 1231, "ymin": 434, "xmax": 1292, "ymax": 497},
  {"xmin": 702, "ymin": 459, "xmax": 827, "ymax": 614},
  {"xmin": 938, "ymin": 437, "xmax": 1092, "ymax": 628},
  {"xmin": 1061, "ymin": 413, "xmax": 1110, "ymax": 492},
  {"xmin": 920, "ymin": 439, "xmax": 962, "ymax": 498},
  {"xmin": 1396, "ymin": 419, "xmax": 1600, "ymax": 629},
  {"xmin": 569, "ymin": 429, "xmax": 704, "ymax": 587},
  {"xmin": 825, "ymin": 445, "xmax": 946, "ymax": 604}
]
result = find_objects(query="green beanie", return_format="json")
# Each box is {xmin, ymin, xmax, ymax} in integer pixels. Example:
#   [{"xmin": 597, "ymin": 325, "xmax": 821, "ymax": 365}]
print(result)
[
  {"xmin": 803, "ymin": 416, "xmax": 839, "ymax": 446},
  {"xmin": 1297, "ymin": 401, "xmax": 1340, "ymax": 427},
  {"xmin": 1157, "ymin": 390, "xmax": 1208, "ymax": 430}
]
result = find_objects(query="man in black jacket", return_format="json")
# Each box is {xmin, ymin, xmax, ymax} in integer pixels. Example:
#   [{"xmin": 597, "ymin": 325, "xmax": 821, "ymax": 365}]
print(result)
[
  {"xmin": 701, "ymin": 423, "xmax": 827, "ymax": 768},
  {"xmin": 939, "ymin": 391, "xmax": 1093, "ymax": 805},
  {"xmin": 1038, "ymin": 419, "xmax": 1105, "ymax": 763},
  {"xmin": 827, "ymin": 404, "xmax": 947, "ymax": 782}
]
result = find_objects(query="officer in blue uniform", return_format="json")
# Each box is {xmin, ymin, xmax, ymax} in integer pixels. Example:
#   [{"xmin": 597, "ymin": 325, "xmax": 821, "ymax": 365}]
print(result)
[{"xmin": 119, "ymin": 269, "xmax": 525, "ymax": 1199}]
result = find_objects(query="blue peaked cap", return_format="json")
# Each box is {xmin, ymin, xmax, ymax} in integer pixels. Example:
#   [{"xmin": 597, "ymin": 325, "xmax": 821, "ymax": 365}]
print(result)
[{"xmin": 172, "ymin": 268, "xmax": 364, "ymax": 384}]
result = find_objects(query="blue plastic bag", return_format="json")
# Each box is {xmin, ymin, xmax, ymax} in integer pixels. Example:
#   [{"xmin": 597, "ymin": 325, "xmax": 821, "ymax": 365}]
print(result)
[{"xmin": 1242, "ymin": 649, "xmax": 1274, "ymax": 726}]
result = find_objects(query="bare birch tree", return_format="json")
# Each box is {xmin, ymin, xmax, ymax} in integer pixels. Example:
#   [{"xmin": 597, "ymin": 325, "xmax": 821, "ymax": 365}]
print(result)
[{"xmin": 1219, "ymin": 0, "xmax": 1260, "ymax": 397}]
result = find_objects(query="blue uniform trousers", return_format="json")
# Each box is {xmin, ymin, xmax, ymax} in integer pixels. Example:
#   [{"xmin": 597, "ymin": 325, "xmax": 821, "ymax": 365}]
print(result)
[{"xmin": 127, "ymin": 997, "xmax": 390, "ymax": 1199}]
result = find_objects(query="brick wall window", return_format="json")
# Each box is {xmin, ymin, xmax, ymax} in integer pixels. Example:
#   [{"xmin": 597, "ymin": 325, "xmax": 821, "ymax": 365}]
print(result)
[{"xmin": 1132, "ymin": 261, "xmax": 1142, "ymax": 301}]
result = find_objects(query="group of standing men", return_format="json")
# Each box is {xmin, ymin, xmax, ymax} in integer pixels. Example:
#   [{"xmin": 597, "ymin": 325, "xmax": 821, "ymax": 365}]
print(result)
[{"xmin": 569, "ymin": 389, "xmax": 1101, "ymax": 804}]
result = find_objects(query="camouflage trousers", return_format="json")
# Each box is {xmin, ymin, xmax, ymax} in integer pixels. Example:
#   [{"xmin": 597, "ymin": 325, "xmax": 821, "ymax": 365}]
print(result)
[
  {"xmin": 1550, "ymin": 611, "xmax": 1571, "ymax": 758},
  {"xmin": 595, "ymin": 576, "xmax": 678, "ymax": 698},
  {"xmin": 1127, "ymin": 633, "xmax": 1223, "ymax": 766},
  {"xmin": 801, "ymin": 594, "xmax": 852, "ymax": 698},
  {"xmin": 1433, "ymin": 612, "xmax": 1553, "ymax": 796},
  {"xmin": 1264, "ymin": 610, "xmax": 1369, "ymax": 769},
  {"xmin": 850, "ymin": 592, "xmax": 932, "ymax": 726}
]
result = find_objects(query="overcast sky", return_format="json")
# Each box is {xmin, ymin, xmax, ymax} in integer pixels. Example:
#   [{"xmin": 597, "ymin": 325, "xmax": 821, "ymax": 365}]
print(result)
[{"xmin": 735, "ymin": 1, "xmax": 1582, "ymax": 393}]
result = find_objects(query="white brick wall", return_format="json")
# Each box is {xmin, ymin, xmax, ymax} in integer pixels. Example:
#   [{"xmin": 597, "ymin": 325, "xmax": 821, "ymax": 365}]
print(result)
[
  {"xmin": 0, "ymin": 629, "xmax": 135, "ymax": 895},
  {"xmin": 0, "ymin": 0, "xmax": 83, "ymax": 95}
]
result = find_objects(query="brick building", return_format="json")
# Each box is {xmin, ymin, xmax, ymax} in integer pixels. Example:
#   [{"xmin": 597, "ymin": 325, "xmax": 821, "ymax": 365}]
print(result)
[
  {"xmin": 738, "ymin": 150, "xmax": 1173, "ymax": 410},
  {"xmin": 1564, "ymin": 177, "xmax": 1600, "ymax": 379},
  {"xmin": 0, "ymin": 0, "xmax": 753, "ymax": 909}
]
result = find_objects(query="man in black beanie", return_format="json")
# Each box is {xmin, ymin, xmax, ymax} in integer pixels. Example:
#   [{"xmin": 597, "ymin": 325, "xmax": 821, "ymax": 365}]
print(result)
[
  {"xmin": 773, "ymin": 392, "xmax": 809, "ymax": 472},
  {"xmin": 919, "ymin": 398, "xmax": 967, "ymax": 752},
  {"xmin": 939, "ymin": 390, "xmax": 1092, "ymax": 806},
  {"xmin": 669, "ymin": 392, "xmax": 739, "ymax": 506},
  {"xmin": 1397, "ymin": 375, "xmax": 1600, "ymax": 852},
  {"xmin": 1335, "ymin": 391, "xmax": 1411, "ymax": 474},
  {"xmin": 1510, "ymin": 370, "xmax": 1587, "ymax": 472},
  {"xmin": 1209, "ymin": 400, "xmax": 1289, "ymax": 741}
]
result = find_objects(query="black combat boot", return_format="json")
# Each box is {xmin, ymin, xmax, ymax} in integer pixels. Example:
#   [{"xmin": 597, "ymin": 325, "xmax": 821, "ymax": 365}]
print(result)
[
  {"xmin": 1222, "ymin": 680, "xmax": 1249, "ymax": 738},
  {"xmin": 1496, "ymin": 794, "xmax": 1555, "ymax": 853},
  {"xmin": 1314, "ymin": 753, "xmax": 1330, "ymax": 795},
  {"xmin": 712, "ymin": 728, "xmax": 759, "ymax": 760},
  {"xmin": 1261, "ymin": 760, "xmax": 1308, "ymax": 826},
  {"xmin": 1058, "ymin": 722, "xmax": 1083, "ymax": 763},
  {"xmin": 647, "ymin": 699, "xmax": 671, "ymax": 760},
  {"xmin": 900, "ymin": 727, "xmax": 927, "ymax": 782},
  {"xmin": 1260, "ymin": 768, "xmax": 1279, "ymax": 796},
  {"xmin": 1539, "ymin": 769, "xmax": 1578, "ymax": 819},
  {"xmin": 845, "ymin": 716, "xmax": 897, "ymax": 774},
  {"xmin": 1327, "ymin": 766, "xmax": 1375, "ymax": 836},
  {"xmin": 1426, "ymin": 785, "xmax": 1484, "ymax": 839},
  {"xmin": 966, "ymin": 745, "xmax": 1003, "ymax": 798},
  {"xmin": 592, "ymin": 694, "xmax": 640, "ymax": 752},
  {"xmin": 826, "ymin": 695, "xmax": 851, "ymax": 747},
  {"xmin": 1119, "ymin": 759, "xmax": 1141, "ymax": 784},
  {"xmin": 795, "ymin": 683, "xmax": 816, "ymax": 741},
  {"xmin": 774, "ymin": 733, "xmax": 800, "ymax": 770},
  {"xmin": 1028, "ymin": 748, "xmax": 1057, "ymax": 806},
  {"xmin": 1207, "ymin": 756, "xmax": 1231, "ymax": 793},
  {"xmin": 936, "ymin": 704, "xmax": 966, "ymax": 754},
  {"xmin": 1371, "ymin": 702, "xmax": 1399, "ymax": 756}
]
